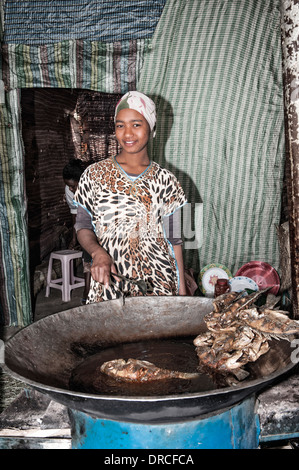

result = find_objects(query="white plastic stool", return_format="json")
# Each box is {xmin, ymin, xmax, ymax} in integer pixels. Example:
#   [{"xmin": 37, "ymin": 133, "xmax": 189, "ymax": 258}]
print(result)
[{"xmin": 45, "ymin": 250, "xmax": 85, "ymax": 302}]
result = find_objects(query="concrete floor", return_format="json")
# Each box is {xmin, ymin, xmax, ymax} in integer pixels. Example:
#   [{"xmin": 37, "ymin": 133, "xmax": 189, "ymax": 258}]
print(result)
[
  {"xmin": 1, "ymin": 262, "xmax": 86, "ymax": 342},
  {"xmin": 34, "ymin": 279, "xmax": 85, "ymax": 321}
]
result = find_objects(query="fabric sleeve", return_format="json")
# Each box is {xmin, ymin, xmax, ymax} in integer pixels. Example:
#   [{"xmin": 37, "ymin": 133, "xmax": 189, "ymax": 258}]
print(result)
[{"xmin": 74, "ymin": 204, "xmax": 94, "ymax": 232}]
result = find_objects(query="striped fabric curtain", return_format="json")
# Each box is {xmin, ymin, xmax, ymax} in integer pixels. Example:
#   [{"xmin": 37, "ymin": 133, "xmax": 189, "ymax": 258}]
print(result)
[
  {"xmin": 138, "ymin": 0, "xmax": 285, "ymax": 275},
  {"xmin": 0, "ymin": 89, "xmax": 31, "ymax": 326},
  {"xmin": 1, "ymin": 39, "xmax": 149, "ymax": 93}
]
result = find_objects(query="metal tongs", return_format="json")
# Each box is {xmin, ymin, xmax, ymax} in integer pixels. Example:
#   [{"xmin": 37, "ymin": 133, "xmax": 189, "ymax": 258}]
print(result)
[{"xmin": 111, "ymin": 272, "xmax": 147, "ymax": 295}]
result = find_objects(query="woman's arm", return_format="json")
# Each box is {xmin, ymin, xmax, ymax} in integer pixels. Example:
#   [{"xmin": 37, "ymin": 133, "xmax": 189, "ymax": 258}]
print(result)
[
  {"xmin": 173, "ymin": 244, "xmax": 187, "ymax": 295},
  {"xmin": 76, "ymin": 228, "xmax": 117, "ymax": 288}
]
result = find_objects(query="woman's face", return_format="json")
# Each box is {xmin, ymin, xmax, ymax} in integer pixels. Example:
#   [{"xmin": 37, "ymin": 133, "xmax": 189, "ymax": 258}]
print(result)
[{"xmin": 115, "ymin": 108, "xmax": 150, "ymax": 156}]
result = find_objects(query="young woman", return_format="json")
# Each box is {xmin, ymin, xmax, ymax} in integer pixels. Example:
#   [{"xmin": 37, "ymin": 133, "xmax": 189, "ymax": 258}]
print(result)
[{"xmin": 74, "ymin": 91, "xmax": 187, "ymax": 303}]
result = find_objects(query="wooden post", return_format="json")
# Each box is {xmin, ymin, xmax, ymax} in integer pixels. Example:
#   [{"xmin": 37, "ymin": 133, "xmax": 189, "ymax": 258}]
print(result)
[{"xmin": 280, "ymin": 0, "xmax": 299, "ymax": 318}]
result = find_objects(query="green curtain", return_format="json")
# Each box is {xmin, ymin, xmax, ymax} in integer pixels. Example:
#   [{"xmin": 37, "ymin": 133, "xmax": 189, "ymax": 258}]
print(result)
[{"xmin": 0, "ymin": 89, "xmax": 31, "ymax": 326}]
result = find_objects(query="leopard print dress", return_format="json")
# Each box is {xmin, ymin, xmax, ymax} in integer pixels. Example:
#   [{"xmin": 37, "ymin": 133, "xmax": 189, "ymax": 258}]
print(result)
[{"xmin": 74, "ymin": 156, "xmax": 187, "ymax": 303}]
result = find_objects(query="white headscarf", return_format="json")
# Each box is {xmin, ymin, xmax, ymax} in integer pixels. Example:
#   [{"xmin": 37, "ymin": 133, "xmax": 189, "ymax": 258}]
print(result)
[{"xmin": 115, "ymin": 91, "xmax": 156, "ymax": 137}]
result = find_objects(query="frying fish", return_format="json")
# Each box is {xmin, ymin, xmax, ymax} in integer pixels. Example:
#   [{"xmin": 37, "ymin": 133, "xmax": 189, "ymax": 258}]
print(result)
[
  {"xmin": 100, "ymin": 358, "xmax": 199, "ymax": 383},
  {"xmin": 237, "ymin": 308, "xmax": 299, "ymax": 338},
  {"xmin": 193, "ymin": 288, "xmax": 299, "ymax": 377}
]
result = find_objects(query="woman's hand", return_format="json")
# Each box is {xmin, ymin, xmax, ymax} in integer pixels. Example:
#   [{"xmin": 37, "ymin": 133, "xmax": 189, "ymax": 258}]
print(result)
[
  {"xmin": 77, "ymin": 228, "xmax": 117, "ymax": 288},
  {"xmin": 90, "ymin": 247, "xmax": 118, "ymax": 288}
]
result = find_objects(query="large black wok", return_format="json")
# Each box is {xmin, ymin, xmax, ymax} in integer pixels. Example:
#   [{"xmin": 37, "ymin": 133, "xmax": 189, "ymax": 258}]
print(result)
[{"xmin": 2, "ymin": 296, "xmax": 296, "ymax": 424}]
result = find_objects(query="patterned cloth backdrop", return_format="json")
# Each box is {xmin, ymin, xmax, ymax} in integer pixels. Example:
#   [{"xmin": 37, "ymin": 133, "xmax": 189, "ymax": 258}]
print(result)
[
  {"xmin": 3, "ymin": 0, "xmax": 166, "ymax": 44},
  {"xmin": 1, "ymin": 40, "xmax": 150, "ymax": 93}
]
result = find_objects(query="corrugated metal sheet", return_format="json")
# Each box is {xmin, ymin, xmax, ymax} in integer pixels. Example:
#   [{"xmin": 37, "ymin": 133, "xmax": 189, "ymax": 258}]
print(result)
[{"xmin": 3, "ymin": 0, "xmax": 166, "ymax": 44}]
